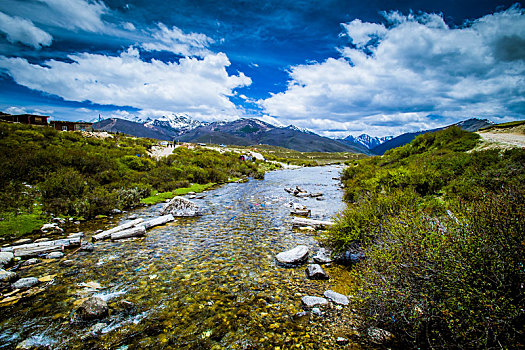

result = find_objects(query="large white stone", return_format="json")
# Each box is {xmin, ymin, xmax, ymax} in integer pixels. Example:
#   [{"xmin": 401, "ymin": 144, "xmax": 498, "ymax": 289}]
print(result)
[
  {"xmin": 160, "ymin": 196, "xmax": 200, "ymax": 217},
  {"xmin": 276, "ymin": 245, "xmax": 309, "ymax": 265},
  {"xmin": 324, "ymin": 290, "xmax": 349, "ymax": 306},
  {"xmin": 0, "ymin": 251, "xmax": 14, "ymax": 267},
  {"xmin": 302, "ymin": 296, "xmax": 328, "ymax": 307}
]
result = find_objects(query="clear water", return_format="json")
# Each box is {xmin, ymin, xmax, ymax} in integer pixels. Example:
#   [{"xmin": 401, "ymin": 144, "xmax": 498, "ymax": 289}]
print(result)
[{"xmin": 1, "ymin": 166, "xmax": 364, "ymax": 349}]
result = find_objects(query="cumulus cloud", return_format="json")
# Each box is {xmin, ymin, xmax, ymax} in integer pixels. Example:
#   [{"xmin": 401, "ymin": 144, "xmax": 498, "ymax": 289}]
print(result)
[
  {"xmin": 260, "ymin": 6, "xmax": 525, "ymax": 136},
  {"xmin": 0, "ymin": 47, "xmax": 251, "ymax": 121},
  {"xmin": 142, "ymin": 23, "xmax": 214, "ymax": 57},
  {"xmin": 0, "ymin": 11, "xmax": 52, "ymax": 48}
]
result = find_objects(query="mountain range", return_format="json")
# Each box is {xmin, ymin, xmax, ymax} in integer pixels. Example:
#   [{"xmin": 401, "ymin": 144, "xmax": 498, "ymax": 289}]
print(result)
[
  {"xmin": 95, "ymin": 115, "xmax": 368, "ymax": 153},
  {"xmin": 93, "ymin": 114, "xmax": 493, "ymax": 154}
]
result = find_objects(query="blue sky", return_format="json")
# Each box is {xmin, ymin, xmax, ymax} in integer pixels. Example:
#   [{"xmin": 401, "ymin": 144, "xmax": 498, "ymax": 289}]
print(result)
[{"xmin": 0, "ymin": 0, "xmax": 524, "ymax": 137}]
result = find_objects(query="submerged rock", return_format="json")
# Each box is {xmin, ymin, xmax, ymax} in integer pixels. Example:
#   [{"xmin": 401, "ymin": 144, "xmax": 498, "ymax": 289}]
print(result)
[
  {"xmin": 77, "ymin": 297, "xmax": 108, "ymax": 320},
  {"xmin": 0, "ymin": 251, "xmax": 14, "ymax": 267},
  {"xmin": 367, "ymin": 327, "xmax": 394, "ymax": 345},
  {"xmin": 46, "ymin": 252, "xmax": 64, "ymax": 259},
  {"xmin": 160, "ymin": 196, "xmax": 200, "ymax": 217},
  {"xmin": 306, "ymin": 264, "xmax": 329, "ymax": 280},
  {"xmin": 302, "ymin": 296, "xmax": 328, "ymax": 308},
  {"xmin": 21, "ymin": 258, "xmax": 41, "ymax": 267},
  {"xmin": 276, "ymin": 245, "xmax": 309, "ymax": 265},
  {"xmin": 81, "ymin": 322, "xmax": 107, "ymax": 340},
  {"xmin": 323, "ymin": 290, "xmax": 349, "ymax": 306},
  {"xmin": 0, "ymin": 269, "xmax": 17, "ymax": 282},
  {"xmin": 313, "ymin": 248, "xmax": 332, "ymax": 264},
  {"xmin": 11, "ymin": 277, "xmax": 39, "ymax": 290},
  {"xmin": 79, "ymin": 243, "xmax": 95, "ymax": 252},
  {"xmin": 336, "ymin": 250, "xmax": 365, "ymax": 265}
]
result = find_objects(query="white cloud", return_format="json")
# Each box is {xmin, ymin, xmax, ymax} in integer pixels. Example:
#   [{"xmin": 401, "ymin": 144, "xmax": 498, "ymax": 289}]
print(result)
[
  {"xmin": 0, "ymin": 12, "xmax": 52, "ymax": 48},
  {"xmin": 260, "ymin": 7, "xmax": 525, "ymax": 136},
  {"xmin": 37, "ymin": 0, "xmax": 108, "ymax": 32},
  {"xmin": 142, "ymin": 23, "xmax": 214, "ymax": 57},
  {"xmin": 0, "ymin": 47, "xmax": 251, "ymax": 122}
]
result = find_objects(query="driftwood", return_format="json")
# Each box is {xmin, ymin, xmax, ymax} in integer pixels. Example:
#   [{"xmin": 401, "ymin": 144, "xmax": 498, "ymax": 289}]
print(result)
[
  {"xmin": 92, "ymin": 218, "xmax": 144, "ymax": 241},
  {"xmin": 284, "ymin": 187, "xmax": 294, "ymax": 194},
  {"xmin": 291, "ymin": 209, "xmax": 311, "ymax": 216},
  {"xmin": 143, "ymin": 215, "xmax": 175, "ymax": 229},
  {"xmin": 292, "ymin": 217, "xmax": 334, "ymax": 230},
  {"xmin": 309, "ymin": 192, "xmax": 323, "ymax": 198},
  {"xmin": 14, "ymin": 245, "xmax": 63, "ymax": 258},
  {"xmin": 111, "ymin": 226, "xmax": 146, "ymax": 240},
  {"xmin": 295, "ymin": 192, "xmax": 310, "ymax": 198},
  {"xmin": 1, "ymin": 237, "xmax": 81, "ymax": 253}
]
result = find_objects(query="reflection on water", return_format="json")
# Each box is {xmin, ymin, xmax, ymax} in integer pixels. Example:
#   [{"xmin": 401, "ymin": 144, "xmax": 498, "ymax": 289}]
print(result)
[{"xmin": 1, "ymin": 166, "xmax": 364, "ymax": 349}]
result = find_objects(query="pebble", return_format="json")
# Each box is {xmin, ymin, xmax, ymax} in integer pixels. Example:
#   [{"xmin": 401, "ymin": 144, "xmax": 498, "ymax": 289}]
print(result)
[{"xmin": 311, "ymin": 307, "xmax": 323, "ymax": 316}]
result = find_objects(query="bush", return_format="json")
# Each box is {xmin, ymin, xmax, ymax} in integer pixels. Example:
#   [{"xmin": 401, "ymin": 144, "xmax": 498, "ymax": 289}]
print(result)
[{"xmin": 347, "ymin": 189, "xmax": 524, "ymax": 348}]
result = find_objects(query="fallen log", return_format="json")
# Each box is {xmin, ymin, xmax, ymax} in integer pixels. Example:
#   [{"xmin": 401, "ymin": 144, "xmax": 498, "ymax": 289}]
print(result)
[
  {"xmin": 92, "ymin": 218, "xmax": 144, "ymax": 241},
  {"xmin": 309, "ymin": 192, "xmax": 323, "ymax": 198},
  {"xmin": 2, "ymin": 237, "xmax": 82, "ymax": 253},
  {"xmin": 291, "ymin": 209, "xmax": 311, "ymax": 217},
  {"xmin": 284, "ymin": 187, "xmax": 294, "ymax": 194},
  {"xmin": 14, "ymin": 245, "xmax": 63, "ymax": 258},
  {"xmin": 292, "ymin": 217, "xmax": 334, "ymax": 230},
  {"xmin": 294, "ymin": 192, "xmax": 310, "ymax": 198},
  {"xmin": 143, "ymin": 215, "xmax": 175, "ymax": 229},
  {"xmin": 111, "ymin": 226, "xmax": 146, "ymax": 240}
]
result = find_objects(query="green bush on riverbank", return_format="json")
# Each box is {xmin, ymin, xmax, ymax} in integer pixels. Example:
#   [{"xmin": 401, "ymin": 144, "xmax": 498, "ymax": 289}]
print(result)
[
  {"xmin": 327, "ymin": 126, "xmax": 525, "ymax": 348},
  {"xmin": 0, "ymin": 122, "xmax": 263, "ymax": 237}
]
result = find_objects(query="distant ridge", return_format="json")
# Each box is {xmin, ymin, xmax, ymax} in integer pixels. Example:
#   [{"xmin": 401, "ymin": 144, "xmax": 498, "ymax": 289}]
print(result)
[
  {"xmin": 95, "ymin": 117, "xmax": 367, "ymax": 153},
  {"xmin": 371, "ymin": 118, "xmax": 494, "ymax": 155},
  {"xmin": 343, "ymin": 134, "xmax": 393, "ymax": 150}
]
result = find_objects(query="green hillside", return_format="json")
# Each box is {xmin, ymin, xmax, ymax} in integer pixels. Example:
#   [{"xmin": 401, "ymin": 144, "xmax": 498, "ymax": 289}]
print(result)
[
  {"xmin": 327, "ymin": 126, "xmax": 525, "ymax": 348},
  {"xmin": 0, "ymin": 122, "xmax": 265, "ymax": 237}
]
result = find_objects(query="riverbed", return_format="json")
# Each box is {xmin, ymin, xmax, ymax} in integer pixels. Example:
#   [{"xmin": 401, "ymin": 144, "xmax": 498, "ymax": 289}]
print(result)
[{"xmin": 1, "ymin": 166, "xmax": 363, "ymax": 349}]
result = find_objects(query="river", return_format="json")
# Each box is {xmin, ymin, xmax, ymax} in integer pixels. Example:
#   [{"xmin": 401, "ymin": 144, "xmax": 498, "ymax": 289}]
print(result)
[{"xmin": 1, "ymin": 166, "xmax": 363, "ymax": 349}]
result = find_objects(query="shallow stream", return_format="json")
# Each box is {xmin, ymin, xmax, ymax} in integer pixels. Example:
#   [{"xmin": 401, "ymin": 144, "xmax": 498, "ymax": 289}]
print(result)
[{"xmin": 1, "ymin": 166, "xmax": 363, "ymax": 349}]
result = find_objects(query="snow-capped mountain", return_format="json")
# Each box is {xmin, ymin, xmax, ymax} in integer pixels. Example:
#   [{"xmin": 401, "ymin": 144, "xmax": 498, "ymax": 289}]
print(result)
[
  {"xmin": 144, "ymin": 114, "xmax": 206, "ymax": 134},
  {"xmin": 284, "ymin": 125, "xmax": 316, "ymax": 135},
  {"xmin": 344, "ymin": 134, "xmax": 393, "ymax": 149}
]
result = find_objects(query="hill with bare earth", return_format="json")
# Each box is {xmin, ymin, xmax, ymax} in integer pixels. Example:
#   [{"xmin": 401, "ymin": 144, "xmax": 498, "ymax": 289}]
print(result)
[{"xmin": 475, "ymin": 120, "xmax": 525, "ymax": 150}]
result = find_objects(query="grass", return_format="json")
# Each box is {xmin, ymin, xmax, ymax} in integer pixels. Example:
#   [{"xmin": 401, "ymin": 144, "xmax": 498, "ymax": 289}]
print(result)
[
  {"xmin": 0, "ymin": 211, "xmax": 47, "ymax": 238},
  {"xmin": 479, "ymin": 119, "xmax": 525, "ymax": 130},
  {"xmin": 140, "ymin": 183, "xmax": 216, "ymax": 205}
]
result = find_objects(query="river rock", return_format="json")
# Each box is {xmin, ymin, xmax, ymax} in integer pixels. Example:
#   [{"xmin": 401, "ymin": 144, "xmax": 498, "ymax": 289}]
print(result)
[
  {"xmin": 336, "ymin": 250, "xmax": 365, "ymax": 265},
  {"xmin": 21, "ymin": 258, "xmax": 41, "ymax": 266},
  {"xmin": 77, "ymin": 297, "xmax": 108, "ymax": 320},
  {"xmin": 13, "ymin": 238, "xmax": 32, "ymax": 246},
  {"xmin": 46, "ymin": 252, "xmax": 64, "ymax": 259},
  {"xmin": 336, "ymin": 337, "xmax": 349, "ymax": 345},
  {"xmin": 15, "ymin": 338, "xmax": 51, "ymax": 350},
  {"xmin": 127, "ymin": 214, "xmax": 138, "ymax": 220},
  {"xmin": 60, "ymin": 260, "xmax": 75, "ymax": 267},
  {"xmin": 0, "ymin": 269, "xmax": 17, "ymax": 282},
  {"xmin": 324, "ymin": 290, "xmax": 349, "ymax": 306},
  {"xmin": 276, "ymin": 245, "xmax": 309, "ymax": 265},
  {"xmin": 160, "ymin": 196, "xmax": 200, "ymax": 217},
  {"xmin": 81, "ymin": 322, "xmax": 107, "ymax": 340},
  {"xmin": 0, "ymin": 251, "xmax": 14, "ymax": 267},
  {"xmin": 311, "ymin": 307, "xmax": 323, "ymax": 316},
  {"xmin": 67, "ymin": 232, "xmax": 84, "ymax": 239},
  {"xmin": 11, "ymin": 277, "xmax": 39, "ymax": 289},
  {"xmin": 302, "ymin": 296, "xmax": 328, "ymax": 308},
  {"xmin": 306, "ymin": 264, "xmax": 329, "ymax": 280},
  {"xmin": 313, "ymin": 248, "xmax": 332, "ymax": 264},
  {"xmin": 367, "ymin": 327, "xmax": 394, "ymax": 345},
  {"xmin": 79, "ymin": 243, "xmax": 95, "ymax": 252},
  {"xmin": 34, "ymin": 238, "xmax": 50, "ymax": 243},
  {"xmin": 41, "ymin": 223, "xmax": 63, "ymax": 233}
]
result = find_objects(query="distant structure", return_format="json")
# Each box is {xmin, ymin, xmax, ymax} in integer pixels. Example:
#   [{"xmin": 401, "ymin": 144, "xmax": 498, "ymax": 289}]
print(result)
[
  {"xmin": 0, "ymin": 112, "xmax": 49, "ymax": 126},
  {"xmin": 49, "ymin": 120, "xmax": 93, "ymax": 131},
  {"xmin": 0, "ymin": 112, "xmax": 94, "ymax": 131}
]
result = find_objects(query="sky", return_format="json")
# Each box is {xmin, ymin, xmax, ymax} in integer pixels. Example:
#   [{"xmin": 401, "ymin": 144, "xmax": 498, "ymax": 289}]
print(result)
[{"xmin": 0, "ymin": 0, "xmax": 524, "ymax": 138}]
